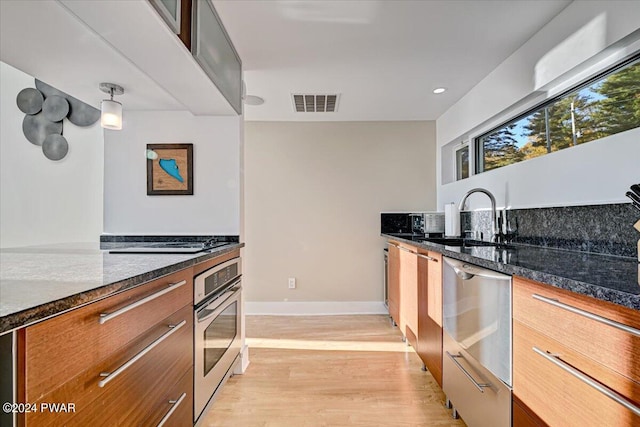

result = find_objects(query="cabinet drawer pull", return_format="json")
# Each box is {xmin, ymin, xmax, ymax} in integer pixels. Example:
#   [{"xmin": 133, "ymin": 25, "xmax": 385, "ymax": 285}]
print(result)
[
  {"xmin": 397, "ymin": 245, "xmax": 413, "ymax": 254},
  {"xmin": 99, "ymin": 280, "xmax": 187, "ymax": 324},
  {"xmin": 390, "ymin": 243, "xmax": 410, "ymax": 252},
  {"xmin": 532, "ymin": 347, "xmax": 640, "ymax": 416},
  {"xmin": 415, "ymin": 253, "xmax": 438, "ymax": 262},
  {"xmin": 390, "ymin": 243, "xmax": 438, "ymax": 262},
  {"xmin": 446, "ymin": 351, "xmax": 491, "ymax": 393},
  {"xmin": 157, "ymin": 392, "xmax": 187, "ymax": 427},
  {"xmin": 532, "ymin": 294, "xmax": 640, "ymax": 337},
  {"xmin": 98, "ymin": 320, "xmax": 187, "ymax": 388}
]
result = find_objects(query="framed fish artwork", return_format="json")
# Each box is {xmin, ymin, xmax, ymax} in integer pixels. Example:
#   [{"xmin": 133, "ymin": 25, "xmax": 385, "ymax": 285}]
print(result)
[{"xmin": 146, "ymin": 143, "xmax": 193, "ymax": 195}]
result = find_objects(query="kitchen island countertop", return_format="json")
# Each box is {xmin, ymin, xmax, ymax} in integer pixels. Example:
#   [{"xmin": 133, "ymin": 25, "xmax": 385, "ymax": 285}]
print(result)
[
  {"xmin": 384, "ymin": 234, "xmax": 639, "ymax": 311},
  {"xmin": 0, "ymin": 241, "xmax": 244, "ymax": 334}
]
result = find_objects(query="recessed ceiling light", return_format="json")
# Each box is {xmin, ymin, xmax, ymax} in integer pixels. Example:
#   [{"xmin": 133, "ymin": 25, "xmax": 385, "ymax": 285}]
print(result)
[
  {"xmin": 244, "ymin": 95, "xmax": 265, "ymax": 106},
  {"xmin": 433, "ymin": 88, "xmax": 446, "ymax": 94}
]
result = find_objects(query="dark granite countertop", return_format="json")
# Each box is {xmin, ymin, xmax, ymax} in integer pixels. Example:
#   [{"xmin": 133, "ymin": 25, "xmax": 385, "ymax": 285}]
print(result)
[
  {"xmin": 383, "ymin": 233, "xmax": 639, "ymax": 311},
  {"xmin": 0, "ymin": 242, "xmax": 244, "ymax": 334}
]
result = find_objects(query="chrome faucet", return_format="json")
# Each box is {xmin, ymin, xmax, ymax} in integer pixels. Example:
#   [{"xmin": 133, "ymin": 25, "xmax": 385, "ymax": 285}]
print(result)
[{"xmin": 458, "ymin": 188, "xmax": 504, "ymax": 243}]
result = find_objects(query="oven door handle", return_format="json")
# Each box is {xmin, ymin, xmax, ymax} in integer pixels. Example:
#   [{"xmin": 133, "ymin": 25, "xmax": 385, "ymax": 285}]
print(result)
[
  {"xmin": 195, "ymin": 257, "xmax": 241, "ymax": 280},
  {"xmin": 197, "ymin": 285, "xmax": 241, "ymax": 324}
]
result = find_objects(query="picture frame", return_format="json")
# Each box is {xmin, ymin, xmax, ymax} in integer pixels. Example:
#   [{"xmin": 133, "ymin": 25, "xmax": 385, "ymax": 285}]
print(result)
[{"xmin": 146, "ymin": 143, "xmax": 193, "ymax": 195}]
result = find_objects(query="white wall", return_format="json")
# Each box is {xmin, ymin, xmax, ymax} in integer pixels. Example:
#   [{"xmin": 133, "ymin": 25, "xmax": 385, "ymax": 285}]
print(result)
[
  {"xmin": 0, "ymin": 62, "xmax": 104, "ymax": 248},
  {"xmin": 437, "ymin": 1, "xmax": 640, "ymax": 210},
  {"xmin": 244, "ymin": 121, "xmax": 436, "ymax": 314},
  {"xmin": 440, "ymin": 130, "xmax": 640, "ymax": 210},
  {"xmin": 103, "ymin": 111, "xmax": 241, "ymax": 235}
]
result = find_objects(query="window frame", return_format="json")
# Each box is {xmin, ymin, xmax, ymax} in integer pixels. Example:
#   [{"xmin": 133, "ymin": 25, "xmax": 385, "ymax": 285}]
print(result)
[
  {"xmin": 454, "ymin": 141, "xmax": 470, "ymax": 181},
  {"xmin": 474, "ymin": 53, "xmax": 640, "ymax": 174}
]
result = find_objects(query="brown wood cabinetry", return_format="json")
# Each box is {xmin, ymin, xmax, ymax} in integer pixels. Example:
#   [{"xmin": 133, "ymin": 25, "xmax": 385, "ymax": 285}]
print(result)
[
  {"xmin": 426, "ymin": 251, "xmax": 442, "ymax": 327},
  {"xmin": 513, "ymin": 395, "xmax": 548, "ymax": 427},
  {"xmin": 139, "ymin": 367, "xmax": 194, "ymax": 427},
  {"xmin": 178, "ymin": 0, "xmax": 192, "ymax": 50},
  {"xmin": 18, "ymin": 267, "xmax": 196, "ymax": 426},
  {"xmin": 399, "ymin": 244, "xmax": 419, "ymax": 346},
  {"xmin": 22, "ymin": 267, "xmax": 193, "ymax": 401},
  {"xmin": 512, "ymin": 276, "xmax": 640, "ymax": 427},
  {"xmin": 387, "ymin": 240, "xmax": 443, "ymax": 386},
  {"xmin": 417, "ymin": 250, "xmax": 442, "ymax": 387},
  {"xmin": 387, "ymin": 243, "xmax": 401, "ymax": 327}
]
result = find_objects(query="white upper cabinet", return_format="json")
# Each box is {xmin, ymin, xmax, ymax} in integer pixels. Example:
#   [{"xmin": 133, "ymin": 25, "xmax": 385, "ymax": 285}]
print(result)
[
  {"xmin": 57, "ymin": 0, "xmax": 242, "ymax": 116},
  {"xmin": 149, "ymin": 0, "xmax": 181, "ymax": 34},
  {"xmin": 192, "ymin": 0, "xmax": 243, "ymax": 115}
]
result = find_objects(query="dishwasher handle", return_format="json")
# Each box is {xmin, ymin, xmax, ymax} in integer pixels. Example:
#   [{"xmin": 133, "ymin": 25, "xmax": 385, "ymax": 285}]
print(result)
[
  {"xmin": 443, "ymin": 257, "xmax": 511, "ymax": 281},
  {"xmin": 446, "ymin": 351, "xmax": 492, "ymax": 393}
]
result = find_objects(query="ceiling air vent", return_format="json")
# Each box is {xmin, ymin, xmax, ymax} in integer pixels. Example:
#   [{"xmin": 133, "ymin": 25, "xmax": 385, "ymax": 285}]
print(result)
[{"xmin": 292, "ymin": 94, "xmax": 340, "ymax": 112}]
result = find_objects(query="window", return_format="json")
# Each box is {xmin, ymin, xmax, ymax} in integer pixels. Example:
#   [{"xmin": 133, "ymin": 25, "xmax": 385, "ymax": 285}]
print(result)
[
  {"xmin": 455, "ymin": 143, "xmax": 469, "ymax": 180},
  {"xmin": 476, "ymin": 55, "xmax": 640, "ymax": 174}
]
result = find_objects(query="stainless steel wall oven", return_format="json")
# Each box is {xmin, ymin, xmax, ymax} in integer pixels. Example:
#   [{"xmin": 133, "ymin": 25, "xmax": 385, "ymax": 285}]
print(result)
[{"xmin": 194, "ymin": 257, "xmax": 242, "ymax": 423}]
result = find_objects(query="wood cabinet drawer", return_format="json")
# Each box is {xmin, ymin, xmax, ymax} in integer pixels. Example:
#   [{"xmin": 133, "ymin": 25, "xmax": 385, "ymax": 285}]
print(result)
[
  {"xmin": 24, "ymin": 304, "xmax": 193, "ymax": 426},
  {"xmin": 416, "ymin": 248, "xmax": 442, "ymax": 387},
  {"xmin": 514, "ymin": 320, "xmax": 640, "ymax": 427},
  {"xmin": 387, "ymin": 243, "xmax": 400, "ymax": 326},
  {"xmin": 425, "ymin": 251, "xmax": 442, "ymax": 326},
  {"xmin": 513, "ymin": 395, "xmax": 548, "ymax": 427},
  {"xmin": 398, "ymin": 243, "xmax": 418, "ymax": 340},
  {"xmin": 418, "ymin": 314, "xmax": 442, "ymax": 387},
  {"xmin": 138, "ymin": 367, "xmax": 194, "ymax": 427},
  {"xmin": 24, "ymin": 267, "xmax": 193, "ymax": 400},
  {"xmin": 513, "ymin": 276, "xmax": 640, "ymax": 383}
]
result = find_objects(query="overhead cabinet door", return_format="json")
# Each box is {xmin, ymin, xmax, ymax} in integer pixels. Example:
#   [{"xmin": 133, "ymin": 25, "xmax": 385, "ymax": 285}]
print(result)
[{"xmin": 193, "ymin": 0, "xmax": 243, "ymax": 114}]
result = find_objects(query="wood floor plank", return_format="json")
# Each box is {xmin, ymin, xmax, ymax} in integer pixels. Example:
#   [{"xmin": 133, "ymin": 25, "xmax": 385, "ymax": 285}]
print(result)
[{"xmin": 200, "ymin": 315, "xmax": 465, "ymax": 427}]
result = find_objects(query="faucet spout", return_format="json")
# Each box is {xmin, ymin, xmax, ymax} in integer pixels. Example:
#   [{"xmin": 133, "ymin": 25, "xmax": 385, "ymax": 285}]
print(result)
[{"xmin": 458, "ymin": 188, "xmax": 501, "ymax": 242}]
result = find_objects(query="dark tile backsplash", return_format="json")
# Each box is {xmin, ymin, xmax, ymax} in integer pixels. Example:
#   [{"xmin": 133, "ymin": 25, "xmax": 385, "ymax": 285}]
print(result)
[{"xmin": 461, "ymin": 203, "xmax": 638, "ymax": 258}]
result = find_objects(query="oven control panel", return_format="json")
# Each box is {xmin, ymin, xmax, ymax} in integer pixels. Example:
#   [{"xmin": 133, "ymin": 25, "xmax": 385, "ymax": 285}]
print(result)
[{"xmin": 195, "ymin": 257, "xmax": 242, "ymax": 306}]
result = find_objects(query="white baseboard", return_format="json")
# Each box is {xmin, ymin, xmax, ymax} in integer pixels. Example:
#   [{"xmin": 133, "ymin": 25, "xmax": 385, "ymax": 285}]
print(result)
[{"xmin": 245, "ymin": 301, "xmax": 388, "ymax": 316}]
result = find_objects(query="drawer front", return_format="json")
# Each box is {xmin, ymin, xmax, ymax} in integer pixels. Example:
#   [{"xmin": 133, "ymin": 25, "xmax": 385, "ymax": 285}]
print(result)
[
  {"xmin": 513, "ymin": 276, "xmax": 640, "ymax": 383},
  {"xmin": 24, "ymin": 267, "xmax": 193, "ymax": 400},
  {"xmin": 131, "ymin": 367, "xmax": 193, "ymax": 427},
  {"xmin": 25, "ymin": 305, "xmax": 193, "ymax": 427},
  {"xmin": 418, "ymin": 314, "xmax": 442, "ymax": 387},
  {"xmin": 426, "ymin": 251, "xmax": 442, "ymax": 326},
  {"xmin": 513, "ymin": 395, "xmax": 548, "ymax": 427},
  {"xmin": 416, "ymin": 248, "xmax": 442, "ymax": 387},
  {"xmin": 387, "ymin": 243, "xmax": 401, "ymax": 325},
  {"xmin": 442, "ymin": 332, "xmax": 511, "ymax": 427},
  {"xmin": 514, "ymin": 320, "xmax": 640, "ymax": 427},
  {"xmin": 399, "ymin": 245, "xmax": 418, "ymax": 339}
]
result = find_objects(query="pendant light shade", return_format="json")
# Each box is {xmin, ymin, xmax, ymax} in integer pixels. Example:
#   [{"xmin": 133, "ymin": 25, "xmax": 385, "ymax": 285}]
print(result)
[
  {"xmin": 101, "ymin": 99, "xmax": 122, "ymax": 130},
  {"xmin": 99, "ymin": 83, "xmax": 124, "ymax": 130}
]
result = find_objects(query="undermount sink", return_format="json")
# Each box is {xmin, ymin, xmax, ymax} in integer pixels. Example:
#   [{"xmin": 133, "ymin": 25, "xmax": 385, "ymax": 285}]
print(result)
[{"xmin": 418, "ymin": 237, "xmax": 514, "ymax": 249}]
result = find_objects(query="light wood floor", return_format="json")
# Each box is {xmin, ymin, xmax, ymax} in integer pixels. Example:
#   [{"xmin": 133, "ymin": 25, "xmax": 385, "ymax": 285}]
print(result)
[{"xmin": 199, "ymin": 315, "xmax": 466, "ymax": 427}]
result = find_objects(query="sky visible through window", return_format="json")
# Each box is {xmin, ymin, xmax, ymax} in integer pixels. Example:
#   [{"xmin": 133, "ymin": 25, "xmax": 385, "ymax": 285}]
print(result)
[{"xmin": 509, "ymin": 85, "xmax": 606, "ymax": 149}]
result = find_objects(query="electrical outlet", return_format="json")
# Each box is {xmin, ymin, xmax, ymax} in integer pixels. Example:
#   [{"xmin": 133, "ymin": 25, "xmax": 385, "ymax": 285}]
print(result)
[{"xmin": 288, "ymin": 277, "xmax": 296, "ymax": 289}]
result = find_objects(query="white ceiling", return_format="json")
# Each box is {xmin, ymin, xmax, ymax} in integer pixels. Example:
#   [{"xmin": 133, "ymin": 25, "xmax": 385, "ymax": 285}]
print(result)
[
  {"xmin": 0, "ymin": 0, "xmax": 572, "ymax": 121},
  {"xmin": 0, "ymin": 1, "xmax": 182, "ymax": 111},
  {"xmin": 213, "ymin": 0, "xmax": 572, "ymax": 121},
  {"xmin": 0, "ymin": 0, "xmax": 236, "ymax": 115}
]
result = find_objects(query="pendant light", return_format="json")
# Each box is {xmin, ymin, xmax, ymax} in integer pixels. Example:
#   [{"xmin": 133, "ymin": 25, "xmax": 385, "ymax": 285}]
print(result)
[{"xmin": 99, "ymin": 83, "xmax": 124, "ymax": 130}]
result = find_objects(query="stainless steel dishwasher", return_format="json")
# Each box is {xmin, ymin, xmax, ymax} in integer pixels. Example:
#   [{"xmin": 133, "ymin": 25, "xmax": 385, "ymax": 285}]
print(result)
[{"xmin": 442, "ymin": 257, "xmax": 512, "ymax": 427}]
